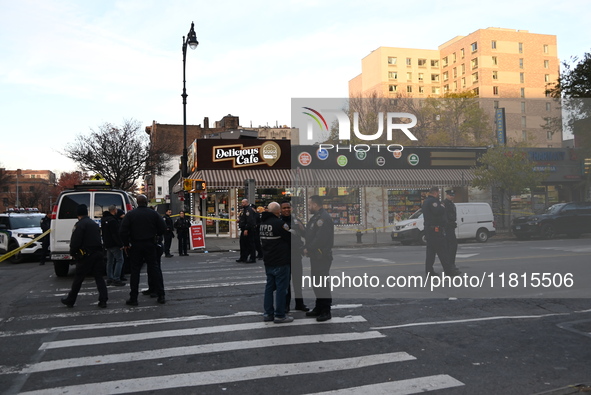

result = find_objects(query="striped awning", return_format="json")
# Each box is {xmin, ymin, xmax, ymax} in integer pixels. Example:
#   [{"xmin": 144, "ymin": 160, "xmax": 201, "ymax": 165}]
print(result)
[{"xmin": 186, "ymin": 168, "xmax": 473, "ymax": 189}]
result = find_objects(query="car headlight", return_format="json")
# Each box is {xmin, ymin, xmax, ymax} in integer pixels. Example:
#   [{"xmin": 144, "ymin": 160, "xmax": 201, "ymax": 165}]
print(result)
[
  {"xmin": 17, "ymin": 233, "xmax": 36, "ymax": 239},
  {"xmin": 401, "ymin": 222, "xmax": 417, "ymax": 229}
]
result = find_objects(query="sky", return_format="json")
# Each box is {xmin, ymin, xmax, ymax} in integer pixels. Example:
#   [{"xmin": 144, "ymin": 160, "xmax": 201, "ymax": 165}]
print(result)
[{"xmin": 1, "ymin": 0, "xmax": 590, "ymax": 175}]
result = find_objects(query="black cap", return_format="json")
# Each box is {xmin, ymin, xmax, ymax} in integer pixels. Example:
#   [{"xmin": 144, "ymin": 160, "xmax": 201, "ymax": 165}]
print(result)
[
  {"xmin": 76, "ymin": 204, "xmax": 88, "ymax": 216},
  {"xmin": 445, "ymin": 189, "xmax": 455, "ymax": 196}
]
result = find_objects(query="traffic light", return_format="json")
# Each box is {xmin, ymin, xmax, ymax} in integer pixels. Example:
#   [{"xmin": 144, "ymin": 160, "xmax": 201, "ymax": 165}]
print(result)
[{"xmin": 183, "ymin": 179, "xmax": 206, "ymax": 193}]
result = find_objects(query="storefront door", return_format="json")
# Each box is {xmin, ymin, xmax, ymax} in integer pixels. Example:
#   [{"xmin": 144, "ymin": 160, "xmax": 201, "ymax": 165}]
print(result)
[{"xmin": 205, "ymin": 191, "xmax": 230, "ymax": 236}]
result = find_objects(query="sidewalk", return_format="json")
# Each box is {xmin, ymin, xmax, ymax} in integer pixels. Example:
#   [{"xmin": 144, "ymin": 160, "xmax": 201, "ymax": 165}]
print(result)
[{"xmin": 195, "ymin": 229, "xmax": 516, "ymax": 253}]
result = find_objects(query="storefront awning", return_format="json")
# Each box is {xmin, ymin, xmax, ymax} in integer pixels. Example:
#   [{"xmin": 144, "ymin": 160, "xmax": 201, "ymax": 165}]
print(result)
[{"xmin": 187, "ymin": 168, "xmax": 474, "ymax": 189}]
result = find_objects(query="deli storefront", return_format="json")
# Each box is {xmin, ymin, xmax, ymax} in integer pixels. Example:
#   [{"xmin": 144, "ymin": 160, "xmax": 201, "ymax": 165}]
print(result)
[{"xmin": 182, "ymin": 139, "xmax": 490, "ymax": 237}]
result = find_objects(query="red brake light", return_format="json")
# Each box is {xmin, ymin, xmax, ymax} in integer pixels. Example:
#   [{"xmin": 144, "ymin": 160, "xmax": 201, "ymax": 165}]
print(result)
[
  {"xmin": 51, "ymin": 205, "xmax": 58, "ymax": 220},
  {"xmin": 125, "ymin": 204, "xmax": 133, "ymax": 212}
]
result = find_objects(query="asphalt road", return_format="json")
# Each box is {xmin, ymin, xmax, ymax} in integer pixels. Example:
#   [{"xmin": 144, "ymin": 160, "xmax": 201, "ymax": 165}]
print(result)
[{"xmin": 0, "ymin": 237, "xmax": 590, "ymax": 394}]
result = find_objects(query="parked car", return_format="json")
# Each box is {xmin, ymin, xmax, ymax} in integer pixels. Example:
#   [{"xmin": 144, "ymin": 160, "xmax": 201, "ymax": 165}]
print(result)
[
  {"xmin": 50, "ymin": 180, "xmax": 136, "ymax": 277},
  {"xmin": 391, "ymin": 202, "xmax": 496, "ymax": 245},
  {"xmin": 0, "ymin": 212, "xmax": 45, "ymax": 263},
  {"xmin": 511, "ymin": 201, "xmax": 591, "ymax": 240}
]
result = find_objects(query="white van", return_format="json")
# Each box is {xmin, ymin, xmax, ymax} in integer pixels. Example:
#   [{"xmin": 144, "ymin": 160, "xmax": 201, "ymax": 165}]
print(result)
[
  {"xmin": 50, "ymin": 181, "xmax": 136, "ymax": 277},
  {"xmin": 391, "ymin": 202, "xmax": 496, "ymax": 245}
]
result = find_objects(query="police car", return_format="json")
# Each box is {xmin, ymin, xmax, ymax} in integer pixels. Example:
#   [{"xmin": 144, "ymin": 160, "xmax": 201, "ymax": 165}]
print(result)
[
  {"xmin": 50, "ymin": 179, "xmax": 136, "ymax": 277},
  {"xmin": 0, "ymin": 212, "xmax": 45, "ymax": 263}
]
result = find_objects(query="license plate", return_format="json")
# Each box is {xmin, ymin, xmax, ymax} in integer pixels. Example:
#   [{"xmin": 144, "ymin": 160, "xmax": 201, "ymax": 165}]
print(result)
[
  {"xmin": 51, "ymin": 254, "xmax": 73, "ymax": 260},
  {"xmin": 393, "ymin": 233, "xmax": 399, "ymax": 237},
  {"xmin": 515, "ymin": 226, "xmax": 521, "ymax": 230}
]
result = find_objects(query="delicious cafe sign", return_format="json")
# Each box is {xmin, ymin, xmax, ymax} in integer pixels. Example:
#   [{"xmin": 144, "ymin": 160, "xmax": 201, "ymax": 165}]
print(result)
[{"xmin": 212, "ymin": 141, "xmax": 282, "ymax": 168}]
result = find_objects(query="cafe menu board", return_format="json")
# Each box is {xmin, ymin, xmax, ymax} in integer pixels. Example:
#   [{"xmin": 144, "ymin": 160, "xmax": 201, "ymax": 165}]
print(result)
[
  {"xmin": 324, "ymin": 202, "xmax": 361, "ymax": 225},
  {"xmin": 388, "ymin": 189, "xmax": 428, "ymax": 223}
]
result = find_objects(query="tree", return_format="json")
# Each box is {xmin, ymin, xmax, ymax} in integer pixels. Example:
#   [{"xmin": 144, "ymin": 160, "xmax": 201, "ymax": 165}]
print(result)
[
  {"xmin": 63, "ymin": 119, "xmax": 164, "ymax": 192},
  {"xmin": 471, "ymin": 146, "xmax": 547, "ymax": 229},
  {"xmin": 56, "ymin": 171, "xmax": 88, "ymax": 191}
]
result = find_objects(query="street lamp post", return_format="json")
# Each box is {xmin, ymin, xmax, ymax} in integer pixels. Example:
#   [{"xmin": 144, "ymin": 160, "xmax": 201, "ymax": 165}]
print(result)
[{"xmin": 181, "ymin": 22, "xmax": 199, "ymax": 178}]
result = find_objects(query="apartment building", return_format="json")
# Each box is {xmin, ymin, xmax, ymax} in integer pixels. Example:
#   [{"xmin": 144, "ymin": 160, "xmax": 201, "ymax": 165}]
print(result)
[
  {"xmin": 349, "ymin": 28, "xmax": 561, "ymax": 147},
  {"xmin": 0, "ymin": 169, "xmax": 56, "ymax": 212}
]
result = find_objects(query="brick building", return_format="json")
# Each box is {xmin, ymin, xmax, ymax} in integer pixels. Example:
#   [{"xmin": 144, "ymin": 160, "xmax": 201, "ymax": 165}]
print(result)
[{"xmin": 0, "ymin": 169, "xmax": 57, "ymax": 212}]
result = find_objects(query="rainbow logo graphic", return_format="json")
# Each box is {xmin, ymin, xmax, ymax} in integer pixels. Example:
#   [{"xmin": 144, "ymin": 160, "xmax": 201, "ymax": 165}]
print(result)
[{"xmin": 302, "ymin": 107, "xmax": 329, "ymax": 132}]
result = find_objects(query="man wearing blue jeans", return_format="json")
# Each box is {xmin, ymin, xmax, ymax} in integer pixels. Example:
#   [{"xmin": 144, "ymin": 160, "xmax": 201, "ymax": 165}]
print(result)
[
  {"xmin": 101, "ymin": 205, "xmax": 125, "ymax": 286},
  {"xmin": 260, "ymin": 202, "xmax": 293, "ymax": 324}
]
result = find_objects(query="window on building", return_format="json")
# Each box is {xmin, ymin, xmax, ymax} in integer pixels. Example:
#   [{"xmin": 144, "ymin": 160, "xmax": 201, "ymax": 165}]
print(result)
[
  {"xmin": 388, "ymin": 71, "xmax": 398, "ymax": 79},
  {"xmin": 491, "ymin": 40, "xmax": 497, "ymax": 49},
  {"xmin": 453, "ymin": 67, "xmax": 457, "ymax": 78},
  {"xmin": 471, "ymin": 58, "xmax": 478, "ymax": 69},
  {"xmin": 543, "ymin": 44, "xmax": 549, "ymax": 54},
  {"xmin": 29, "ymin": 186, "xmax": 35, "ymax": 192},
  {"xmin": 520, "ymin": 72, "xmax": 525, "ymax": 83},
  {"xmin": 431, "ymin": 74, "xmax": 439, "ymax": 82},
  {"xmin": 407, "ymin": 85, "xmax": 413, "ymax": 93},
  {"xmin": 471, "ymin": 42, "xmax": 478, "ymax": 52},
  {"xmin": 521, "ymin": 102, "xmax": 526, "ymax": 113},
  {"xmin": 157, "ymin": 186, "xmax": 162, "ymax": 195},
  {"xmin": 544, "ymin": 74, "xmax": 550, "ymax": 82},
  {"xmin": 473, "ymin": 87, "xmax": 479, "ymax": 96},
  {"xmin": 494, "ymin": 100, "xmax": 499, "ymax": 109},
  {"xmin": 461, "ymin": 64, "xmax": 465, "ymax": 74},
  {"xmin": 2, "ymin": 198, "xmax": 8, "ymax": 207},
  {"xmin": 418, "ymin": 73, "xmax": 424, "ymax": 81},
  {"xmin": 418, "ymin": 58, "xmax": 427, "ymax": 67},
  {"xmin": 492, "ymin": 70, "xmax": 498, "ymax": 80},
  {"xmin": 2, "ymin": 186, "xmax": 8, "ymax": 193},
  {"xmin": 444, "ymin": 84, "xmax": 449, "ymax": 92},
  {"xmin": 521, "ymin": 116, "xmax": 527, "ymax": 128},
  {"xmin": 418, "ymin": 86, "xmax": 425, "ymax": 93},
  {"xmin": 460, "ymin": 48, "xmax": 465, "ymax": 58},
  {"xmin": 443, "ymin": 71, "xmax": 448, "ymax": 81},
  {"xmin": 518, "ymin": 42, "xmax": 523, "ymax": 53},
  {"xmin": 442, "ymin": 56, "xmax": 448, "ymax": 67},
  {"xmin": 522, "ymin": 130, "xmax": 527, "ymax": 141},
  {"xmin": 452, "ymin": 52, "xmax": 456, "ymax": 63},
  {"xmin": 430, "ymin": 59, "xmax": 439, "ymax": 67},
  {"xmin": 547, "ymin": 131, "xmax": 553, "ymax": 140},
  {"xmin": 432, "ymin": 87, "xmax": 440, "ymax": 94},
  {"xmin": 461, "ymin": 77, "xmax": 466, "ymax": 87},
  {"xmin": 544, "ymin": 60, "xmax": 550, "ymax": 68},
  {"xmin": 546, "ymin": 102, "xmax": 551, "ymax": 111},
  {"xmin": 406, "ymin": 58, "xmax": 412, "ymax": 66},
  {"xmin": 407, "ymin": 72, "xmax": 412, "ymax": 81},
  {"xmin": 519, "ymin": 58, "xmax": 524, "ymax": 69},
  {"xmin": 389, "ymin": 85, "xmax": 398, "ymax": 92},
  {"xmin": 493, "ymin": 86, "xmax": 499, "ymax": 95},
  {"xmin": 453, "ymin": 81, "xmax": 457, "ymax": 91},
  {"xmin": 471, "ymin": 72, "xmax": 478, "ymax": 83},
  {"xmin": 492, "ymin": 56, "xmax": 498, "ymax": 66},
  {"xmin": 388, "ymin": 57, "xmax": 397, "ymax": 65},
  {"xmin": 520, "ymin": 88, "xmax": 525, "ymax": 98}
]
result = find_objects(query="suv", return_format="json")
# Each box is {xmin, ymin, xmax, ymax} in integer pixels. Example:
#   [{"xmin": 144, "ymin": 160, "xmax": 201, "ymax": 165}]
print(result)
[
  {"xmin": 0, "ymin": 212, "xmax": 45, "ymax": 263},
  {"xmin": 50, "ymin": 181, "xmax": 136, "ymax": 277},
  {"xmin": 511, "ymin": 201, "xmax": 591, "ymax": 240}
]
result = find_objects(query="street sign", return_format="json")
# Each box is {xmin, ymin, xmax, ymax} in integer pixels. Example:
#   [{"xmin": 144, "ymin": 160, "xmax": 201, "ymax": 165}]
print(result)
[{"xmin": 190, "ymin": 224, "xmax": 205, "ymax": 249}]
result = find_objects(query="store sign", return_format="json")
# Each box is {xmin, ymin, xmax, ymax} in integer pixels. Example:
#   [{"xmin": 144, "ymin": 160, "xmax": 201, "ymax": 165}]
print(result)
[
  {"xmin": 213, "ymin": 141, "xmax": 281, "ymax": 168},
  {"xmin": 299, "ymin": 152, "xmax": 312, "ymax": 166},
  {"xmin": 337, "ymin": 155, "xmax": 348, "ymax": 167},
  {"xmin": 407, "ymin": 153, "xmax": 420, "ymax": 166},
  {"xmin": 317, "ymin": 148, "xmax": 329, "ymax": 160}
]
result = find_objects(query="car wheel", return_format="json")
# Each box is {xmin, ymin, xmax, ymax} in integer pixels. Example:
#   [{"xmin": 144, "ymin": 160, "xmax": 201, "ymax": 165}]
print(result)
[
  {"xmin": 419, "ymin": 232, "xmax": 427, "ymax": 245},
  {"xmin": 540, "ymin": 224, "xmax": 556, "ymax": 240},
  {"xmin": 8, "ymin": 240, "xmax": 24, "ymax": 264},
  {"xmin": 54, "ymin": 261, "xmax": 70, "ymax": 277},
  {"xmin": 475, "ymin": 228, "xmax": 489, "ymax": 243}
]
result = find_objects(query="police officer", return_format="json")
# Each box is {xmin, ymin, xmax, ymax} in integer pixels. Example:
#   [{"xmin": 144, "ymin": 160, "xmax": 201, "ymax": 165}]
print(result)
[
  {"xmin": 174, "ymin": 211, "xmax": 191, "ymax": 256},
  {"xmin": 39, "ymin": 212, "xmax": 51, "ymax": 265},
  {"xmin": 61, "ymin": 204, "xmax": 108, "ymax": 308},
  {"xmin": 444, "ymin": 189, "xmax": 459, "ymax": 269},
  {"xmin": 281, "ymin": 201, "xmax": 309, "ymax": 312},
  {"xmin": 304, "ymin": 195, "xmax": 334, "ymax": 322},
  {"xmin": 120, "ymin": 195, "xmax": 166, "ymax": 306},
  {"xmin": 163, "ymin": 209, "xmax": 175, "ymax": 258},
  {"xmin": 236, "ymin": 199, "xmax": 257, "ymax": 263},
  {"xmin": 422, "ymin": 187, "xmax": 461, "ymax": 277}
]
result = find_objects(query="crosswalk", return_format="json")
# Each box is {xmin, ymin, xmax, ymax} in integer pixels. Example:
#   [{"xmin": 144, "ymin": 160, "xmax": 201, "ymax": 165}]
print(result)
[{"xmin": 1, "ymin": 312, "xmax": 463, "ymax": 394}]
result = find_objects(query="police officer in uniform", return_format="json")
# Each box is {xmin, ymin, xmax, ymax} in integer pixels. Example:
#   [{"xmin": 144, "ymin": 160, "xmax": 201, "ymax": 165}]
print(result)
[
  {"xmin": 163, "ymin": 209, "xmax": 175, "ymax": 258},
  {"xmin": 443, "ymin": 189, "xmax": 459, "ymax": 269},
  {"xmin": 422, "ymin": 187, "xmax": 461, "ymax": 277},
  {"xmin": 236, "ymin": 199, "xmax": 257, "ymax": 263},
  {"xmin": 281, "ymin": 201, "xmax": 309, "ymax": 312},
  {"xmin": 304, "ymin": 195, "xmax": 334, "ymax": 322},
  {"xmin": 120, "ymin": 195, "xmax": 167, "ymax": 306},
  {"xmin": 61, "ymin": 204, "xmax": 108, "ymax": 308}
]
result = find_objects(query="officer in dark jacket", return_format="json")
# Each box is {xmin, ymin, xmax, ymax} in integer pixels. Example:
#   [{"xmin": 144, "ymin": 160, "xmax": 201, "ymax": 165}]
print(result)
[
  {"xmin": 174, "ymin": 211, "xmax": 191, "ymax": 256},
  {"xmin": 61, "ymin": 204, "xmax": 108, "ymax": 308},
  {"xmin": 260, "ymin": 202, "xmax": 293, "ymax": 323},
  {"xmin": 304, "ymin": 195, "xmax": 334, "ymax": 322},
  {"xmin": 236, "ymin": 199, "xmax": 257, "ymax": 263},
  {"xmin": 39, "ymin": 212, "xmax": 51, "ymax": 265},
  {"xmin": 163, "ymin": 209, "xmax": 175, "ymax": 258},
  {"xmin": 120, "ymin": 195, "xmax": 167, "ymax": 306},
  {"xmin": 422, "ymin": 187, "xmax": 460, "ymax": 277},
  {"xmin": 101, "ymin": 205, "xmax": 125, "ymax": 286},
  {"xmin": 281, "ymin": 201, "xmax": 309, "ymax": 312},
  {"xmin": 443, "ymin": 189, "xmax": 459, "ymax": 269}
]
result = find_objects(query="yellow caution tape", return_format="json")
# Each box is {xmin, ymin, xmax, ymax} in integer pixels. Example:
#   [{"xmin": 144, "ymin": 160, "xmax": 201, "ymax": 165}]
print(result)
[
  {"xmin": 0, "ymin": 229, "xmax": 50, "ymax": 263},
  {"xmin": 170, "ymin": 214, "xmax": 237, "ymax": 222}
]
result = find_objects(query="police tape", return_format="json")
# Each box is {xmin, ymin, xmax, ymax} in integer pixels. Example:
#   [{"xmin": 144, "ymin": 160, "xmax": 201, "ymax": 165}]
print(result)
[
  {"xmin": 0, "ymin": 229, "xmax": 50, "ymax": 263},
  {"xmin": 170, "ymin": 214, "xmax": 237, "ymax": 222}
]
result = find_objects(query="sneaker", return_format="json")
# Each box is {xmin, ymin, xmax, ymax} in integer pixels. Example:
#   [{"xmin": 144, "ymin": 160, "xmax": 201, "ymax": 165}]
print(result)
[
  {"xmin": 98, "ymin": 301, "xmax": 107, "ymax": 308},
  {"xmin": 263, "ymin": 315, "xmax": 274, "ymax": 322},
  {"xmin": 274, "ymin": 316, "xmax": 294, "ymax": 324}
]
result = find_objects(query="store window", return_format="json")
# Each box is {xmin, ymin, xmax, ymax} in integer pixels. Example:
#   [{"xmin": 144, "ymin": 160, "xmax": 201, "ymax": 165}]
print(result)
[
  {"xmin": 316, "ymin": 187, "xmax": 360, "ymax": 225},
  {"xmin": 387, "ymin": 189, "xmax": 428, "ymax": 223}
]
